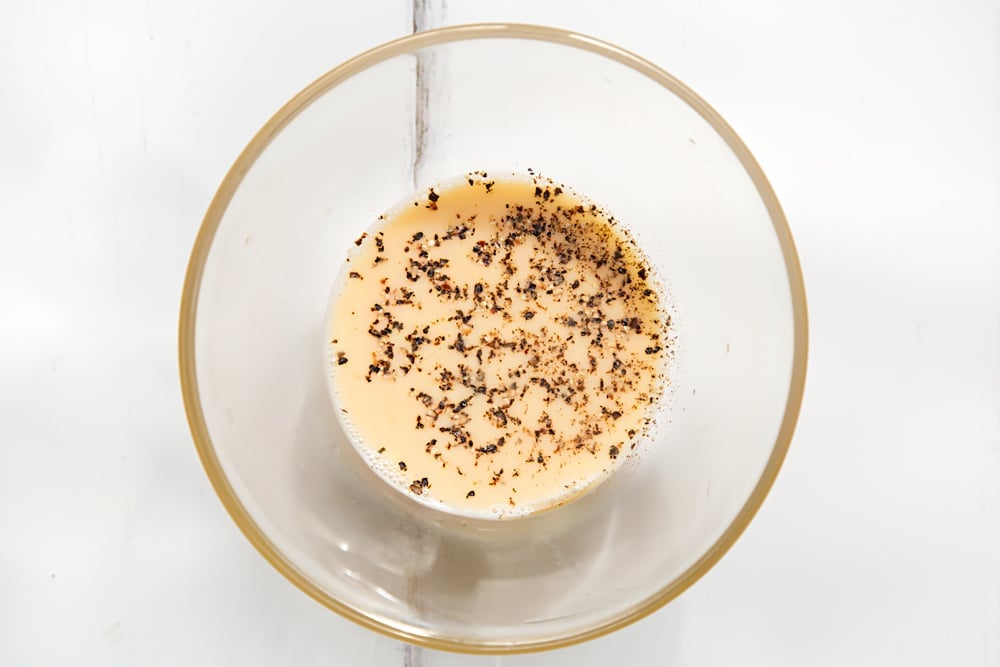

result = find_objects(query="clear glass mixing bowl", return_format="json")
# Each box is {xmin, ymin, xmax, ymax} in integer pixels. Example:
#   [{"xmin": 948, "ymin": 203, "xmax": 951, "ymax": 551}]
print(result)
[{"xmin": 179, "ymin": 23, "xmax": 807, "ymax": 653}]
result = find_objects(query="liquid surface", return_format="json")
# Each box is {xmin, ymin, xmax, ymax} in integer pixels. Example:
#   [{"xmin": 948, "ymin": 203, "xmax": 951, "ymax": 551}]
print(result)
[{"xmin": 326, "ymin": 173, "xmax": 670, "ymax": 517}]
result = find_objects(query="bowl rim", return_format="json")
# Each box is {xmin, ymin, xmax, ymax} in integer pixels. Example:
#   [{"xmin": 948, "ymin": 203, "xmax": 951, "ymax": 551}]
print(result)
[{"xmin": 178, "ymin": 22, "xmax": 808, "ymax": 654}]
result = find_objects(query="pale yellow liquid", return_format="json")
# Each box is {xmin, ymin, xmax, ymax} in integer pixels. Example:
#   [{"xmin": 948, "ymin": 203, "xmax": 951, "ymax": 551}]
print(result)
[{"xmin": 326, "ymin": 173, "xmax": 669, "ymax": 517}]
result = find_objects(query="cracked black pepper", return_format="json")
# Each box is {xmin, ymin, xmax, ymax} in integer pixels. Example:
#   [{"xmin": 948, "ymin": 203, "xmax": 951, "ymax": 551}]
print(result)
[{"xmin": 326, "ymin": 172, "xmax": 671, "ymax": 517}]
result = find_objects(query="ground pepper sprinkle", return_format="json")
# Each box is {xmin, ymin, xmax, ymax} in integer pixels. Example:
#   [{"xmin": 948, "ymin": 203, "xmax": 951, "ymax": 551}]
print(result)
[{"xmin": 327, "ymin": 172, "xmax": 672, "ymax": 517}]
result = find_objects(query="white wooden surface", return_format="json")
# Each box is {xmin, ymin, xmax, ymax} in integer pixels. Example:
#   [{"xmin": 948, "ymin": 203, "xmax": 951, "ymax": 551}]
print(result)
[{"xmin": 2, "ymin": 1, "xmax": 998, "ymax": 665}]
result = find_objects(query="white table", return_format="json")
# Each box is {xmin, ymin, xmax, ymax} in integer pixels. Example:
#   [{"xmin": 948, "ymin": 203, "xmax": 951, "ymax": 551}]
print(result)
[{"xmin": 2, "ymin": 1, "xmax": 998, "ymax": 664}]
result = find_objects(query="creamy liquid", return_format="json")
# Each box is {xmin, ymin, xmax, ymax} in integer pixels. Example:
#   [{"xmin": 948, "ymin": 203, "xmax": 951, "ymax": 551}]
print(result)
[{"xmin": 326, "ymin": 173, "xmax": 670, "ymax": 518}]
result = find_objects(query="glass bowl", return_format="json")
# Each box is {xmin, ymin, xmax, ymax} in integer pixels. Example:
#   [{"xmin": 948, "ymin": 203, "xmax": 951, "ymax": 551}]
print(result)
[{"xmin": 179, "ymin": 23, "xmax": 807, "ymax": 653}]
